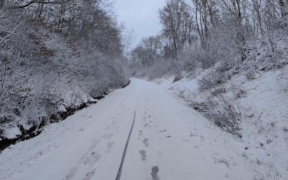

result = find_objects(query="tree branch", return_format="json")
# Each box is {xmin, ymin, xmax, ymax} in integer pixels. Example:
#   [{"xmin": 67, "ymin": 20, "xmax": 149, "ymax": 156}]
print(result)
[
  {"xmin": 0, "ymin": 22, "xmax": 22, "ymax": 44},
  {"xmin": 11, "ymin": 1, "xmax": 62, "ymax": 9}
]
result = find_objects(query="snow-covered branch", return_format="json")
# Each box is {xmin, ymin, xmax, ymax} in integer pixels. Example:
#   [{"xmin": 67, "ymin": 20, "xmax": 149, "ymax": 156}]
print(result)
[
  {"xmin": 11, "ymin": 1, "xmax": 62, "ymax": 9},
  {"xmin": 0, "ymin": 22, "xmax": 22, "ymax": 45}
]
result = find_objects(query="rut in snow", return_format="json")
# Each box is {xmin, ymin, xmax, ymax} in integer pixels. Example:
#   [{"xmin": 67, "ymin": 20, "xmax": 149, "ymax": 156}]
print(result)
[{"xmin": 115, "ymin": 110, "xmax": 137, "ymax": 180}]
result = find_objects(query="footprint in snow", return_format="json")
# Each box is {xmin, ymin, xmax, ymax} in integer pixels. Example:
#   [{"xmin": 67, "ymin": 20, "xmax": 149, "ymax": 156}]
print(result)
[
  {"xmin": 90, "ymin": 153, "xmax": 101, "ymax": 166},
  {"xmin": 139, "ymin": 150, "xmax": 147, "ymax": 161},
  {"xmin": 83, "ymin": 169, "xmax": 96, "ymax": 180},
  {"xmin": 151, "ymin": 166, "xmax": 160, "ymax": 180},
  {"xmin": 138, "ymin": 130, "xmax": 143, "ymax": 136},
  {"xmin": 103, "ymin": 133, "xmax": 113, "ymax": 140},
  {"xmin": 84, "ymin": 152, "xmax": 101, "ymax": 166},
  {"xmin": 105, "ymin": 142, "xmax": 114, "ymax": 153},
  {"xmin": 143, "ymin": 138, "xmax": 149, "ymax": 146},
  {"xmin": 77, "ymin": 152, "xmax": 89, "ymax": 164},
  {"xmin": 64, "ymin": 166, "xmax": 78, "ymax": 180},
  {"xmin": 89, "ymin": 139, "xmax": 100, "ymax": 150}
]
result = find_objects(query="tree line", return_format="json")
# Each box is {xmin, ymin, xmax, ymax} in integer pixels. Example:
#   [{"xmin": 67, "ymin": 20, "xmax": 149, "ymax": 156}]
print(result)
[{"xmin": 130, "ymin": 0, "xmax": 288, "ymax": 76}]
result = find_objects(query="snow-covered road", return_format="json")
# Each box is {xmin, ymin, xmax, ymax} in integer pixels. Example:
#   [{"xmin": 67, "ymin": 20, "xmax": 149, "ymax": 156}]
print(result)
[{"xmin": 0, "ymin": 79, "xmax": 274, "ymax": 180}]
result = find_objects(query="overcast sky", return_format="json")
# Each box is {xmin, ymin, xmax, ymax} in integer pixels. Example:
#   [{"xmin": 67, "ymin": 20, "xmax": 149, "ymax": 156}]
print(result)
[{"xmin": 114, "ymin": 0, "xmax": 166, "ymax": 47}]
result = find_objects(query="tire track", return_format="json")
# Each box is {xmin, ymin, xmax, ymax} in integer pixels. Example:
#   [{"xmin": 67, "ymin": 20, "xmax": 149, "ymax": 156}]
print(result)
[{"xmin": 115, "ymin": 110, "xmax": 137, "ymax": 180}]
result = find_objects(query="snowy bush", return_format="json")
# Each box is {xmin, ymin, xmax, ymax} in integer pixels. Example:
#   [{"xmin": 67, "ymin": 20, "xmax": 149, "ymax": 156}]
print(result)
[{"xmin": 190, "ymin": 90, "xmax": 242, "ymax": 136}]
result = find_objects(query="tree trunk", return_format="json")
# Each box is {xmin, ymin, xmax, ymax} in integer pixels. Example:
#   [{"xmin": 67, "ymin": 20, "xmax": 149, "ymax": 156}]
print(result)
[{"xmin": 279, "ymin": 0, "xmax": 288, "ymax": 17}]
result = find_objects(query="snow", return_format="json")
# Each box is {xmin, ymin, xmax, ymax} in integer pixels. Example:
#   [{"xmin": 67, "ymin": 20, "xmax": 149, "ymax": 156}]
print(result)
[
  {"xmin": 58, "ymin": 105, "xmax": 67, "ymax": 112},
  {"xmin": 236, "ymin": 67, "xmax": 288, "ymax": 179},
  {"xmin": 0, "ymin": 78, "xmax": 287, "ymax": 180},
  {"xmin": 3, "ymin": 127, "xmax": 21, "ymax": 140},
  {"xmin": 154, "ymin": 76, "xmax": 199, "ymax": 98},
  {"xmin": 156, "ymin": 66, "xmax": 288, "ymax": 180}
]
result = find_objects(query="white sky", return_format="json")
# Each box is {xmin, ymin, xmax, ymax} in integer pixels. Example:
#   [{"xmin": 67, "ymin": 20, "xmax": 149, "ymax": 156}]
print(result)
[{"xmin": 114, "ymin": 0, "xmax": 166, "ymax": 47}]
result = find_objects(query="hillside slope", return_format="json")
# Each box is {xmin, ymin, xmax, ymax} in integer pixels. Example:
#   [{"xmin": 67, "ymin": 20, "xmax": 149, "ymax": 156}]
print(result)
[{"xmin": 156, "ymin": 64, "xmax": 288, "ymax": 180}]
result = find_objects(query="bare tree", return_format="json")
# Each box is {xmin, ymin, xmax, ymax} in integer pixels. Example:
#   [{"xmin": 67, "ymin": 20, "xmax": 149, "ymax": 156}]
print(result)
[
  {"xmin": 130, "ymin": 35, "xmax": 163, "ymax": 68},
  {"xmin": 159, "ymin": 0, "xmax": 194, "ymax": 57},
  {"xmin": 279, "ymin": 0, "xmax": 288, "ymax": 17},
  {"xmin": 220, "ymin": 0, "xmax": 249, "ymax": 60},
  {"xmin": 251, "ymin": 0, "xmax": 265, "ymax": 37},
  {"xmin": 123, "ymin": 27, "xmax": 137, "ymax": 57},
  {"xmin": 191, "ymin": 0, "xmax": 219, "ymax": 49}
]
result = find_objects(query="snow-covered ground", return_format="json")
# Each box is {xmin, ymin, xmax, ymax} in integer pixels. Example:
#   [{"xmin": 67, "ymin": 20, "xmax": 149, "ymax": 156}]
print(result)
[{"xmin": 0, "ymin": 78, "xmax": 287, "ymax": 180}]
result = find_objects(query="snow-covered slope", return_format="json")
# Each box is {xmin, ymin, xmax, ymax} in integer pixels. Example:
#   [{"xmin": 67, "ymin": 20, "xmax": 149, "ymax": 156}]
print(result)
[
  {"xmin": 0, "ymin": 78, "xmax": 287, "ymax": 180},
  {"xmin": 156, "ymin": 66, "xmax": 288, "ymax": 180}
]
